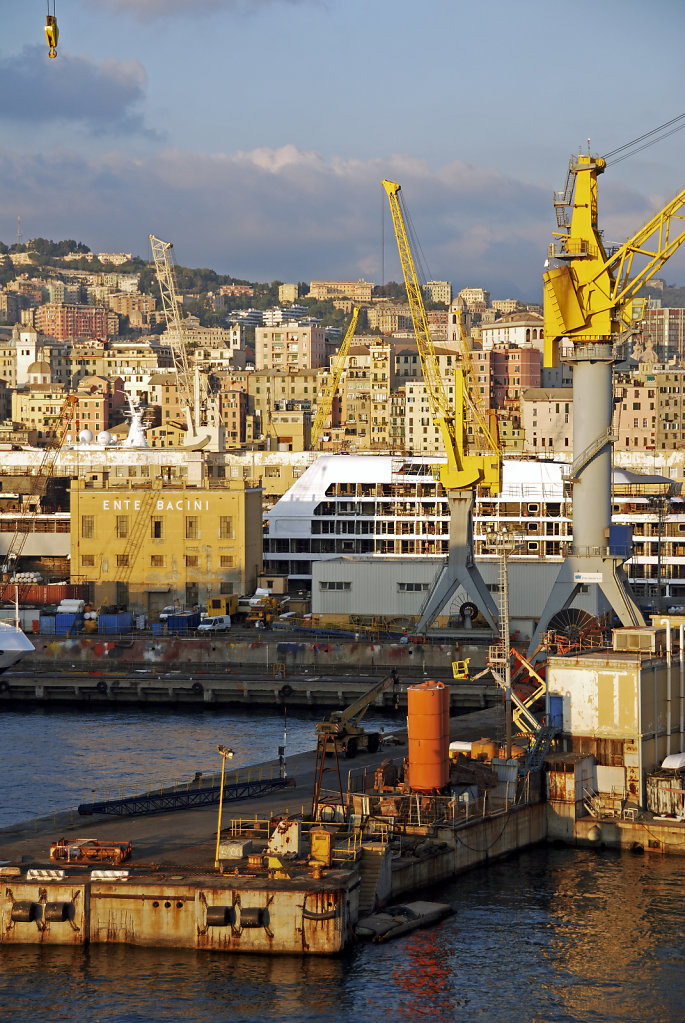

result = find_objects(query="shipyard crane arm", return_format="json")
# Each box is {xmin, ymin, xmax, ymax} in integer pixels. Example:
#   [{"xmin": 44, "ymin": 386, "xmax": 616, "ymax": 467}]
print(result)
[
  {"xmin": 544, "ymin": 154, "xmax": 685, "ymax": 365},
  {"xmin": 382, "ymin": 180, "xmax": 500, "ymax": 494},
  {"xmin": 311, "ymin": 306, "xmax": 359, "ymax": 446},
  {"xmin": 2, "ymin": 394, "xmax": 77, "ymax": 573},
  {"xmin": 382, "ymin": 179, "xmax": 501, "ymax": 634},
  {"xmin": 149, "ymin": 234, "xmax": 221, "ymax": 448}
]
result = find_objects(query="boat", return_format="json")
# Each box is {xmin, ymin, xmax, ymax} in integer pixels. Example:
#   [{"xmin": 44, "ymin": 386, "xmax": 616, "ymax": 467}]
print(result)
[
  {"xmin": 355, "ymin": 901, "xmax": 454, "ymax": 943},
  {"xmin": 0, "ymin": 620, "xmax": 35, "ymax": 674}
]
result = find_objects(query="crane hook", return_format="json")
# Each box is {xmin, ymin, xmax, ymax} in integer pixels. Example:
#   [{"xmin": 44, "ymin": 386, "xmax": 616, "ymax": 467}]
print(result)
[{"xmin": 45, "ymin": 13, "xmax": 59, "ymax": 59}]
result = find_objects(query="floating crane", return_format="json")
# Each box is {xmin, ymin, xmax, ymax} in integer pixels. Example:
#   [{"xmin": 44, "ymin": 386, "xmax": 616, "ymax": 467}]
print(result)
[
  {"xmin": 311, "ymin": 306, "xmax": 360, "ymax": 447},
  {"xmin": 149, "ymin": 234, "xmax": 224, "ymax": 450},
  {"xmin": 45, "ymin": 2, "xmax": 58, "ymax": 58},
  {"xmin": 383, "ymin": 179, "xmax": 502, "ymax": 632},
  {"xmin": 528, "ymin": 148, "xmax": 685, "ymax": 654}
]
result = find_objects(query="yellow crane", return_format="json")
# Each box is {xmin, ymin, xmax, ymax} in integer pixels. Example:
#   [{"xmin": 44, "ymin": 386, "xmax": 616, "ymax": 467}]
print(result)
[
  {"xmin": 528, "ymin": 149, "xmax": 685, "ymax": 652},
  {"xmin": 45, "ymin": 2, "xmax": 58, "ymax": 58},
  {"xmin": 382, "ymin": 179, "xmax": 502, "ymax": 632},
  {"xmin": 311, "ymin": 306, "xmax": 360, "ymax": 447}
]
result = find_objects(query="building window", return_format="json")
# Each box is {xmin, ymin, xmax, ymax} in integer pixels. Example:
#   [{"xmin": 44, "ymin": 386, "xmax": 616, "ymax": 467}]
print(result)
[
  {"xmin": 81, "ymin": 554, "xmax": 95, "ymax": 567},
  {"xmin": 150, "ymin": 555, "xmax": 164, "ymax": 568},
  {"xmin": 185, "ymin": 555, "xmax": 199, "ymax": 567},
  {"xmin": 116, "ymin": 554, "xmax": 129, "ymax": 566},
  {"xmin": 116, "ymin": 515, "xmax": 129, "ymax": 539},
  {"xmin": 220, "ymin": 582, "xmax": 234, "ymax": 594},
  {"xmin": 319, "ymin": 581, "xmax": 351, "ymax": 590},
  {"xmin": 220, "ymin": 555, "xmax": 234, "ymax": 568},
  {"xmin": 219, "ymin": 516, "xmax": 234, "ymax": 539},
  {"xmin": 151, "ymin": 517, "xmax": 163, "ymax": 539},
  {"xmin": 397, "ymin": 582, "xmax": 429, "ymax": 592},
  {"xmin": 116, "ymin": 582, "xmax": 128, "ymax": 606},
  {"xmin": 186, "ymin": 517, "xmax": 199, "ymax": 540},
  {"xmin": 81, "ymin": 515, "xmax": 94, "ymax": 539}
]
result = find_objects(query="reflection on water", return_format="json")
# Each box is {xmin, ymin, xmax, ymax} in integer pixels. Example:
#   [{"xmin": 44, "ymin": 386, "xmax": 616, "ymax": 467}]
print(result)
[
  {"xmin": 0, "ymin": 709, "xmax": 683, "ymax": 1022},
  {"xmin": 0, "ymin": 847, "xmax": 682, "ymax": 1023}
]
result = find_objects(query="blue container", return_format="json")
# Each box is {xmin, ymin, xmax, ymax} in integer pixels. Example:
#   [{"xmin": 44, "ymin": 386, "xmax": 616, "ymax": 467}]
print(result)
[
  {"xmin": 39, "ymin": 616, "xmax": 56, "ymax": 635},
  {"xmin": 166, "ymin": 613, "xmax": 201, "ymax": 633},
  {"xmin": 152, "ymin": 623, "xmax": 162, "ymax": 636},
  {"xmin": 548, "ymin": 695, "xmax": 564, "ymax": 731},
  {"xmin": 98, "ymin": 612, "xmax": 133, "ymax": 634},
  {"xmin": 55, "ymin": 613, "xmax": 84, "ymax": 635}
]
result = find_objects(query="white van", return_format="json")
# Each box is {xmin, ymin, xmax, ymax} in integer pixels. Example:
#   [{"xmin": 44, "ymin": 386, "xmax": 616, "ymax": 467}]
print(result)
[{"xmin": 197, "ymin": 614, "xmax": 231, "ymax": 633}]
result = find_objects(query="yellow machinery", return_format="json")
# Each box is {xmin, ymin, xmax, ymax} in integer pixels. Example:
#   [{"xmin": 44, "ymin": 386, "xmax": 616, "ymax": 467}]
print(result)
[
  {"xmin": 310, "ymin": 307, "xmax": 360, "ymax": 447},
  {"xmin": 315, "ymin": 670, "xmax": 399, "ymax": 758},
  {"xmin": 528, "ymin": 148, "xmax": 685, "ymax": 653},
  {"xmin": 383, "ymin": 180, "xmax": 502, "ymax": 633},
  {"xmin": 45, "ymin": 6, "xmax": 58, "ymax": 59}
]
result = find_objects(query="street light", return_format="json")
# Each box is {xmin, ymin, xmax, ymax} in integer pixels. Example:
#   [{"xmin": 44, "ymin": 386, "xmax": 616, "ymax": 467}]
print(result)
[{"xmin": 214, "ymin": 744, "xmax": 234, "ymax": 870}]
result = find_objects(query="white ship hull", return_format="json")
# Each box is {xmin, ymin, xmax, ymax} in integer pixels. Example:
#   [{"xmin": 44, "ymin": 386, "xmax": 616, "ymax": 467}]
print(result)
[{"xmin": 0, "ymin": 621, "xmax": 35, "ymax": 673}]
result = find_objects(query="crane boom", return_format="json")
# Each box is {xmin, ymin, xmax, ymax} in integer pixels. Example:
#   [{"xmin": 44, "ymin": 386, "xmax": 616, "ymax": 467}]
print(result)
[
  {"xmin": 382, "ymin": 179, "xmax": 501, "ymax": 633},
  {"xmin": 311, "ymin": 307, "xmax": 360, "ymax": 445},
  {"xmin": 382, "ymin": 180, "xmax": 500, "ymax": 494}
]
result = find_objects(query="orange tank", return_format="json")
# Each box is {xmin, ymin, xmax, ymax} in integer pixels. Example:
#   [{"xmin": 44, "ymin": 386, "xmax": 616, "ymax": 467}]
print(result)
[{"xmin": 407, "ymin": 680, "xmax": 449, "ymax": 792}]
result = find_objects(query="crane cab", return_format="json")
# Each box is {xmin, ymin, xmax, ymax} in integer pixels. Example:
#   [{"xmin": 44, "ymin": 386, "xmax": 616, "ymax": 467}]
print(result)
[{"xmin": 45, "ymin": 15, "xmax": 58, "ymax": 58}]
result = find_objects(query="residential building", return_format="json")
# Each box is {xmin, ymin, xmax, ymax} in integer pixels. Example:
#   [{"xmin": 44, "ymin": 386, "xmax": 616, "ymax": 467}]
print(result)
[
  {"xmin": 423, "ymin": 281, "xmax": 452, "ymax": 305},
  {"xmin": 309, "ymin": 280, "xmax": 374, "ymax": 303},
  {"xmin": 255, "ymin": 324, "xmax": 326, "ymax": 372},
  {"xmin": 35, "ymin": 303, "xmax": 111, "ymax": 341},
  {"xmin": 520, "ymin": 387, "xmax": 573, "ymax": 455}
]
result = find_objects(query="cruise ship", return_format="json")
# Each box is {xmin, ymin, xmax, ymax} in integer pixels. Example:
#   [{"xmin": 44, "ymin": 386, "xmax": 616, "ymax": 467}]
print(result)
[{"xmin": 263, "ymin": 454, "xmax": 682, "ymax": 623}]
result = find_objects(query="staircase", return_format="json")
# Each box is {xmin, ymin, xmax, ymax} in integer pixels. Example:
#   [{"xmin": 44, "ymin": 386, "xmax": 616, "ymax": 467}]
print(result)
[
  {"xmin": 522, "ymin": 726, "xmax": 556, "ymax": 774},
  {"xmin": 582, "ymin": 786, "xmax": 603, "ymax": 818},
  {"xmin": 357, "ymin": 847, "xmax": 386, "ymax": 914}
]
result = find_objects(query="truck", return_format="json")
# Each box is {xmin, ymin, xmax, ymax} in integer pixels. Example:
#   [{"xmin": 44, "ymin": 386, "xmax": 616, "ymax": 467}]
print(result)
[{"xmin": 315, "ymin": 670, "xmax": 399, "ymax": 759}]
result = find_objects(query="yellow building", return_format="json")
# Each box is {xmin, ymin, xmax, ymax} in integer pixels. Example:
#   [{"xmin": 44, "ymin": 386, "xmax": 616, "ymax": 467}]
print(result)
[{"xmin": 71, "ymin": 477, "xmax": 263, "ymax": 613}]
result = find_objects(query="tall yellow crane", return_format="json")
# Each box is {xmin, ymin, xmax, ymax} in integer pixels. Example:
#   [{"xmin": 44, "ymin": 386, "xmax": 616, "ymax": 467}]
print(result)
[
  {"xmin": 528, "ymin": 150, "xmax": 685, "ymax": 653},
  {"xmin": 311, "ymin": 307, "xmax": 360, "ymax": 447},
  {"xmin": 383, "ymin": 179, "xmax": 502, "ymax": 632}
]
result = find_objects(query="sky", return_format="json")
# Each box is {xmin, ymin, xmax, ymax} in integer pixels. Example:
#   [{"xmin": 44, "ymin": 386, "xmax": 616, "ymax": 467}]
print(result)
[{"xmin": 1, "ymin": 0, "xmax": 685, "ymax": 300}]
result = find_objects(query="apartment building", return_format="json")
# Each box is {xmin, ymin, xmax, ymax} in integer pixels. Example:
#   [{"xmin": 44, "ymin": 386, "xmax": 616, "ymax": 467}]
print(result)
[
  {"xmin": 480, "ymin": 312, "xmax": 544, "ymax": 352},
  {"xmin": 255, "ymin": 324, "xmax": 326, "ymax": 372},
  {"xmin": 340, "ymin": 342, "xmax": 396, "ymax": 450},
  {"xmin": 520, "ymin": 387, "xmax": 573, "ymax": 454},
  {"xmin": 642, "ymin": 304, "xmax": 685, "ymax": 361},
  {"xmin": 457, "ymin": 287, "xmax": 490, "ymax": 315},
  {"xmin": 309, "ymin": 280, "xmax": 374, "ymax": 303},
  {"xmin": 473, "ymin": 346, "xmax": 541, "ymax": 414},
  {"xmin": 423, "ymin": 281, "xmax": 452, "ymax": 305},
  {"xmin": 35, "ymin": 303, "xmax": 112, "ymax": 341}
]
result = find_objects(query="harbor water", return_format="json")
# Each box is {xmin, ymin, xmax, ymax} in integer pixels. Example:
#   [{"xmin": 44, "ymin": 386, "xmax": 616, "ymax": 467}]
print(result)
[{"xmin": 0, "ymin": 708, "xmax": 683, "ymax": 1022}]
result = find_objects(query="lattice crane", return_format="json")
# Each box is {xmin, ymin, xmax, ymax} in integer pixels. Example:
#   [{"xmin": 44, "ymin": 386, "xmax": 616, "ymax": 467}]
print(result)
[
  {"xmin": 383, "ymin": 179, "xmax": 502, "ymax": 632},
  {"xmin": 311, "ymin": 307, "xmax": 359, "ymax": 446},
  {"xmin": 528, "ymin": 150, "xmax": 685, "ymax": 654},
  {"xmin": 149, "ymin": 234, "xmax": 222, "ymax": 449}
]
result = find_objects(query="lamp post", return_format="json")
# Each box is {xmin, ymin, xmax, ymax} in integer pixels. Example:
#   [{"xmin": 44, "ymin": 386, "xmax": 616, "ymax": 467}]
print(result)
[{"xmin": 214, "ymin": 744, "xmax": 234, "ymax": 870}]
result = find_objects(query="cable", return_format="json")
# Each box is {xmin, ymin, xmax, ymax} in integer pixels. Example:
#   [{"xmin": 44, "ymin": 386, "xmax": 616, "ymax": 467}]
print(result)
[
  {"xmin": 609, "ymin": 122, "xmax": 685, "ymax": 168},
  {"xmin": 603, "ymin": 113, "xmax": 685, "ymax": 163}
]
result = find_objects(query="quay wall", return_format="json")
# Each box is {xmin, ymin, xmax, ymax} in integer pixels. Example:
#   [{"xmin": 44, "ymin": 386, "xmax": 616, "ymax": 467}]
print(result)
[{"xmin": 390, "ymin": 803, "xmax": 547, "ymax": 899}]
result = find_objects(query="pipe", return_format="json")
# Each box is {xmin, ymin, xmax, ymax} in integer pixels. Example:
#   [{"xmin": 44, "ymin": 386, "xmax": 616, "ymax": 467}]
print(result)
[{"xmin": 660, "ymin": 618, "xmax": 672, "ymax": 756}]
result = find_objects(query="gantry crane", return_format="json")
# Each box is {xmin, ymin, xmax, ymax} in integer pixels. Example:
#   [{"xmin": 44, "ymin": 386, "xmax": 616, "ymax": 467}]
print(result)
[
  {"xmin": 1, "ymin": 394, "xmax": 77, "ymax": 580},
  {"xmin": 149, "ymin": 234, "xmax": 224, "ymax": 450},
  {"xmin": 383, "ymin": 180, "xmax": 502, "ymax": 632},
  {"xmin": 311, "ymin": 307, "xmax": 360, "ymax": 447},
  {"xmin": 527, "ymin": 149, "xmax": 685, "ymax": 654}
]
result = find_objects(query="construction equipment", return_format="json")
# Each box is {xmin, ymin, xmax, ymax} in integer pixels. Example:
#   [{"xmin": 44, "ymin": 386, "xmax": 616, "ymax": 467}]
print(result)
[
  {"xmin": 45, "ymin": 3, "xmax": 58, "ymax": 58},
  {"xmin": 315, "ymin": 670, "xmax": 399, "ymax": 758},
  {"xmin": 383, "ymin": 180, "xmax": 502, "ymax": 633},
  {"xmin": 528, "ymin": 147, "xmax": 685, "ymax": 654},
  {"xmin": 246, "ymin": 595, "xmax": 283, "ymax": 627},
  {"xmin": 1, "ymin": 394, "xmax": 77, "ymax": 581},
  {"xmin": 149, "ymin": 234, "xmax": 224, "ymax": 449},
  {"xmin": 311, "ymin": 307, "xmax": 360, "ymax": 446},
  {"xmin": 50, "ymin": 837, "xmax": 132, "ymax": 866}
]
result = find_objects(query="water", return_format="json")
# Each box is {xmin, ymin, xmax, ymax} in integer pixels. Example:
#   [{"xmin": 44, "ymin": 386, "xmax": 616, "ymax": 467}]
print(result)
[{"xmin": 0, "ymin": 709, "xmax": 683, "ymax": 1022}]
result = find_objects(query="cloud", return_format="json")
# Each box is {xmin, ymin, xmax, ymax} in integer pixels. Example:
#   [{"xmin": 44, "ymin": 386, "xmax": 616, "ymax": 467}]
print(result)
[
  {"xmin": 2, "ymin": 143, "xmax": 680, "ymax": 299},
  {"xmin": 0, "ymin": 47, "xmax": 155, "ymax": 137},
  {"xmin": 93, "ymin": 0, "xmax": 317, "ymax": 21}
]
